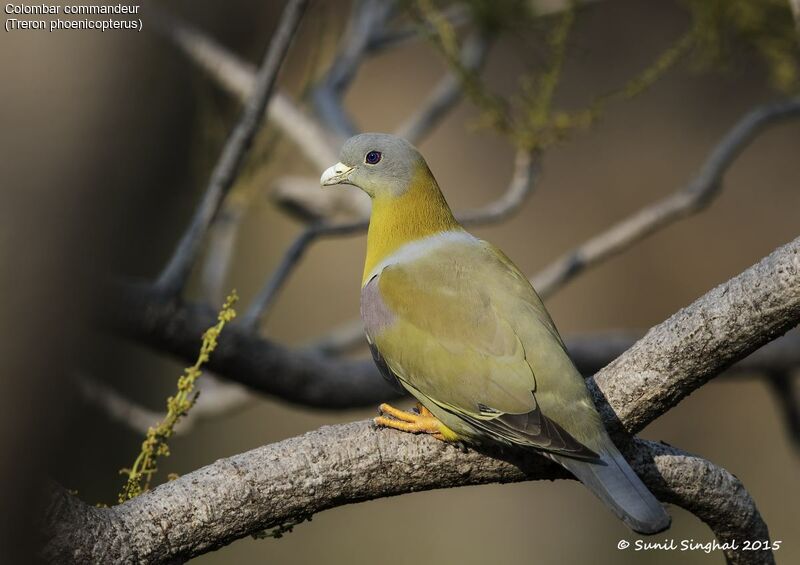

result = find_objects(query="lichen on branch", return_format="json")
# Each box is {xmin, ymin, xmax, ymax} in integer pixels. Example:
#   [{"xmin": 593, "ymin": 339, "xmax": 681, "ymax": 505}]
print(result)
[
  {"xmin": 413, "ymin": 0, "xmax": 695, "ymax": 151},
  {"xmin": 117, "ymin": 290, "xmax": 239, "ymax": 503}
]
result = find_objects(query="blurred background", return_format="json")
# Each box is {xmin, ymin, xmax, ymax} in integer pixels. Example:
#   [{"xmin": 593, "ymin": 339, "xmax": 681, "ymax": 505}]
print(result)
[{"xmin": 1, "ymin": 0, "xmax": 798, "ymax": 563}]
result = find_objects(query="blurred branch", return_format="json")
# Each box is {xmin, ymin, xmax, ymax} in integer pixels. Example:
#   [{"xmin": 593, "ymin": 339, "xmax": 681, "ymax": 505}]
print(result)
[
  {"xmin": 152, "ymin": 6, "xmax": 340, "ymax": 170},
  {"xmin": 458, "ymin": 150, "xmax": 541, "ymax": 225},
  {"xmin": 241, "ymin": 150, "xmax": 539, "ymax": 330},
  {"xmin": 155, "ymin": 0, "xmax": 309, "ymax": 298},
  {"xmin": 153, "ymin": 5, "xmax": 372, "ymax": 222},
  {"xmin": 311, "ymin": 0, "xmax": 396, "ymax": 136},
  {"xmin": 199, "ymin": 188, "xmax": 255, "ymax": 306},
  {"xmin": 368, "ymin": 3, "xmax": 471, "ymax": 52},
  {"xmin": 532, "ymin": 98, "xmax": 800, "ymax": 298},
  {"xmin": 75, "ymin": 373, "xmax": 163, "ymax": 436},
  {"xmin": 396, "ymin": 31, "xmax": 492, "ymax": 144},
  {"xmin": 47, "ymin": 236, "xmax": 799, "ymax": 563},
  {"xmin": 764, "ymin": 371, "xmax": 800, "ymax": 453},
  {"xmin": 789, "ymin": 0, "xmax": 800, "ymax": 36},
  {"xmin": 106, "ymin": 236, "xmax": 799, "ymax": 408},
  {"xmin": 307, "ymin": 98, "xmax": 800, "ymax": 352},
  {"xmin": 76, "ymin": 373, "xmax": 253, "ymax": 436},
  {"xmin": 304, "ymin": 317, "xmax": 366, "ymax": 354},
  {"xmin": 240, "ymin": 224, "xmax": 328, "ymax": 331},
  {"xmin": 152, "ymin": 3, "xmax": 499, "ymax": 222}
]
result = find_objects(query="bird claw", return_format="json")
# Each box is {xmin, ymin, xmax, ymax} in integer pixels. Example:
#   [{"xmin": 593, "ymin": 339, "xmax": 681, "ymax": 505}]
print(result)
[{"xmin": 374, "ymin": 402, "xmax": 453, "ymax": 441}]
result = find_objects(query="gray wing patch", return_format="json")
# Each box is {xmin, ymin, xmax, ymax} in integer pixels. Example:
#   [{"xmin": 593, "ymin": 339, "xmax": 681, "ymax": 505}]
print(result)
[
  {"xmin": 368, "ymin": 342, "xmax": 405, "ymax": 392},
  {"xmin": 467, "ymin": 398, "xmax": 599, "ymax": 460},
  {"xmin": 360, "ymin": 274, "xmax": 395, "ymax": 339}
]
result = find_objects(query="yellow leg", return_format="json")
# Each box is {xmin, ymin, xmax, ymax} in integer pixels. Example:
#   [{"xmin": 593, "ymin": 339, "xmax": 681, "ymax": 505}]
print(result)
[{"xmin": 374, "ymin": 402, "xmax": 458, "ymax": 441}]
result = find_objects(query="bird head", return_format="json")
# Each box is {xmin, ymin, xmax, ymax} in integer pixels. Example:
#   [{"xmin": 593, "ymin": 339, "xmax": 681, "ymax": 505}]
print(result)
[{"xmin": 320, "ymin": 133, "xmax": 427, "ymax": 198}]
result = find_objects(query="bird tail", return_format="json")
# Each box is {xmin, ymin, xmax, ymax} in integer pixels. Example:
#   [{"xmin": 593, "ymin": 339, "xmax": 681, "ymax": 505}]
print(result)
[{"xmin": 551, "ymin": 436, "xmax": 671, "ymax": 535}]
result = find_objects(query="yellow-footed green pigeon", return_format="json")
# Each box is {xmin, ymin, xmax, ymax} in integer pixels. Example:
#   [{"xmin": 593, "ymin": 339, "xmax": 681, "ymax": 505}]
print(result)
[{"xmin": 320, "ymin": 133, "xmax": 670, "ymax": 534}]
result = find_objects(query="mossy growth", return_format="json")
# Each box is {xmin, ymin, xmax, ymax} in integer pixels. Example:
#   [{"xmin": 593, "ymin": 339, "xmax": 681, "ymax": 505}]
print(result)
[
  {"xmin": 118, "ymin": 290, "xmax": 239, "ymax": 503},
  {"xmin": 684, "ymin": 0, "xmax": 800, "ymax": 92},
  {"xmin": 412, "ymin": 0, "xmax": 799, "ymax": 152}
]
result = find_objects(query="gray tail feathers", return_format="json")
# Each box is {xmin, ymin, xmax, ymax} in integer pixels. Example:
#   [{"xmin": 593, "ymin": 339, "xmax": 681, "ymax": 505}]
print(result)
[{"xmin": 552, "ymin": 438, "xmax": 671, "ymax": 535}]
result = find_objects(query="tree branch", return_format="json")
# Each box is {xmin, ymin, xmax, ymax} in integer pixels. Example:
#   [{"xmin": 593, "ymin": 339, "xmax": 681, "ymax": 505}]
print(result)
[
  {"xmin": 302, "ymin": 99, "xmax": 800, "ymax": 352},
  {"xmin": 154, "ymin": 0, "xmax": 309, "ymax": 297},
  {"xmin": 531, "ymin": 99, "xmax": 800, "ymax": 298},
  {"xmin": 152, "ymin": 6, "xmax": 340, "ymax": 171},
  {"xmin": 311, "ymin": 0, "xmax": 396, "ymax": 136},
  {"xmin": 50, "ymin": 232, "xmax": 799, "ymax": 563},
  {"xmin": 764, "ymin": 371, "xmax": 800, "ymax": 453},
  {"xmin": 42, "ymin": 431, "xmax": 770, "ymax": 564},
  {"xmin": 395, "ymin": 31, "xmax": 492, "ymax": 144},
  {"xmin": 591, "ymin": 236, "xmax": 799, "ymax": 436},
  {"xmin": 105, "ymin": 236, "xmax": 799, "ymax": 410},
  {"xmin": 790, "ymin": 0, "xmax": 800, "ymax": 36},
  {"xmin": 76, "ymin": 372, "xmax": 253, "ymax": 436},
  {"xmin": 49, "ymin": 235, "xmax": 800, "ymax": 564}
]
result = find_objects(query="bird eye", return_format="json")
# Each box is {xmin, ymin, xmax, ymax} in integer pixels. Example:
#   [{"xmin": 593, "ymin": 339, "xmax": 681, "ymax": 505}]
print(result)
[{"xmin": 365, "ymin": 150, "xmax": 382, "ymax": 165}]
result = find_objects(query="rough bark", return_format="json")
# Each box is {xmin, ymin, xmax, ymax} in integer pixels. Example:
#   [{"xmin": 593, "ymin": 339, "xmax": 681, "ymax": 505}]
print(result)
[
  {"xmin": 42, "ymin": 429, "xmax": 770, "ymax": 565},
  {"xmin": 43, "ymin": 237, "xmax": 800, "ymax": 564}
]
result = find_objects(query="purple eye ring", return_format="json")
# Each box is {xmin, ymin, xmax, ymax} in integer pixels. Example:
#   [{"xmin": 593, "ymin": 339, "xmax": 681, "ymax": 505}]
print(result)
[{"xmin": 365, "ymin": 150, "xmax": 382, "ymax": 165}]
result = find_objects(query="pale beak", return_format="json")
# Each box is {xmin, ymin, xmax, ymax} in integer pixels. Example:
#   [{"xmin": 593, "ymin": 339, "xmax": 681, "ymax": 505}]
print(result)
[{"xmin": 320, "ymin": 162, "xmax": 354, "ymax": 187}]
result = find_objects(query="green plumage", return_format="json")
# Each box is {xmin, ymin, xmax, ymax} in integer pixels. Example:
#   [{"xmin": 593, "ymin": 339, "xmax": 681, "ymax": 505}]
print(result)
[
  {"xmin": 326, "ymin": 132, "xmax": 671, "ymax": 535},
  {"xmin": 373, "ymin": 236, "xmax": 603, "ymax": 454}
]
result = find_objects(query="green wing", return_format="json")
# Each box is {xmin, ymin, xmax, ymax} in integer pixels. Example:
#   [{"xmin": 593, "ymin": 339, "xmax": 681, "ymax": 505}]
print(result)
[{"xmin": 371, "ymin": 239, "xmax": 602, "ymax": 457}]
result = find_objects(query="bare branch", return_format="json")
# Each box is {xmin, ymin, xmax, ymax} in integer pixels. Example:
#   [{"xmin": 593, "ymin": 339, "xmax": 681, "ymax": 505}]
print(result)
[
  {"xmin": 368, "ymin": 3, "xmax": 471, "ymax": 52},
  {"xmin": 153, "ymin": 7, "xmax": 373, "ymax": 222},
  {"xmin": 76, "ymin": 373, "xmax": 252, "ymax": 436},
  {"xmin": 240, "ymin": 225, "xmax": 322, "ymax": 331},
  {"xmin": 591, "ymin": 236, "xmax": 800, "ymax": 436},
  {"xmin": 395, "ymin": 31, "xmax": 492, "ymax": 144},
  {"xmin": 790, "ymin": 0, "xmax": 800, "ymax": 36},
  {"xmin": 532, "ymin": 99, "xmax": 800, "ymax": 298},
  {"xmin": 42, "ymin": 433, "xmax": 770, "ymax": 564},
  {"xmin": 304, "ymin": 317, "xmax": 366, "ymax": 354},
  {"xmin": 154, "ymin": 7, "xmax": 374, "ymax": 221},
  {"xmin": 106, "ymin": 237, "xmax": 799, "ymax": 408},
  {"xmin": 152, "ymin": 6, "xmax": 340, "ymax": 171},
  {"xmin": 48, "ymin": 239, "xmax": 794, "ymax": 561},
  {"xmin": 311, "ymin": 0, "xmax": 396, "ymax": 136},
  {"xmin": 764, "ymin": 371, "xmax": 800, "ymax": 452},
  {"xmin": 48, "ymin": 238, "xmax": 799, "ymax": 565},
  {"xmin": 269, "ymin": 175, "xmax": 369, "ymax": 222},
  {"xmin": 155, "ymin": 0, "xmax": 309, "ymax": 298},
  {"xmin": 199, "ymin": 197, "xmax": 247, "ymax": 305},
  {"xmin": 75, "ymin": 373, "xmax": 163, "ymax": 436},
  {"xmin": 459, "ymin": 150, "xmax": 540, "ymax": 225}
]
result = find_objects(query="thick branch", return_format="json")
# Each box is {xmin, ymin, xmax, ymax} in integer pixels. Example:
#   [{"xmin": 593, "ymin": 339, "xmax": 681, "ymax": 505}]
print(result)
[
  {"xmin": 591, "ymin": 236, "xmax": 799, "ymax": 435},
  {"xmin": 106, "ymin": 237, "xmax": 799, "ymax": 408},
  {"xmin": 43, "ymin": 429, "xmax": 769, "ymax": 564},
  {"xmin": 532, "ymin": 99, "xmax": 800, "ymax": 298},
  {"xmin": 50, "ymin": 235, "xmax": 800, "ymax": 563},
  {"xmin": 106, "ymin": 280, "xmax": 400, "ymax": 408},
  {"xmin": 155, "ymin": 0, "xmax": 308, "ymax": 297}
]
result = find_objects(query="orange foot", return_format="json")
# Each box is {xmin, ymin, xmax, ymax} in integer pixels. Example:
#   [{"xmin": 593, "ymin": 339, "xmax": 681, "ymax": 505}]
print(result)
[{"xmin": 374, "ymin": 403, "xmax": 459, "ymax": 441}]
